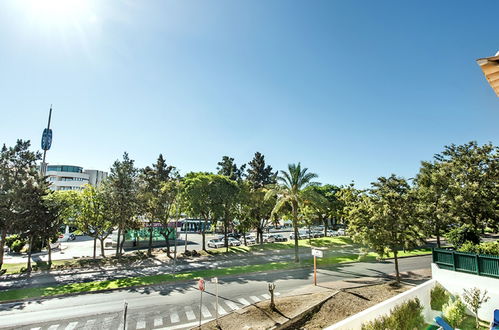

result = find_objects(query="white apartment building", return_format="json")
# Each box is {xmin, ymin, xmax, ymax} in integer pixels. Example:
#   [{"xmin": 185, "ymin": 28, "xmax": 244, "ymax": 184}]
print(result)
[{"xmin": 46, "ymin": 164, "xmax": 108, "ymax": 191}]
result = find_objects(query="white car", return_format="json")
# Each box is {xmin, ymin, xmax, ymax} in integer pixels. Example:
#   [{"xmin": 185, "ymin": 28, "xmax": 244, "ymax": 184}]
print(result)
[
  {"xmin": 207, "ymin": 239, "xmax": 225, "ymax": 248},
  {"xmin": 244, "ymin": 236, "xmax": 257, "ymax": 245},
  {"xmin": 262, "ymin": 234, "xmax": 276, "ymax": 243},
  {"xmin": 227, "ymin": 237, "xmax": 241, "ymax": 246},
  {"xmin": 327, "ymin": 230, "xmax": 338, "ymax": 237},
  {"xmin": 337, "ymin": 229, "xmax": 346, "ymax": 236},
  {"xmin": 58, "ymin": 232, "xmax": 76, "ymax": 242}
]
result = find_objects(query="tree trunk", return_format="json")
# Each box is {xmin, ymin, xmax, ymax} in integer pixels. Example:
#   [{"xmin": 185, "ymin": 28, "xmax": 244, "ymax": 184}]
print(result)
[
  {"xmin": 292, "ymin": 203, "xmax": 299, "ymax": 263},
  {"xmin": 224, "ymin": 219, "xmax": 229, "ymax": 253},
  {"xmin": 165, "ymin": 233, "xmax": 171, "ymax": 257},
  {"xmin": 0, "ymin": 230, "xmax": 7, "ymax": 270},
  {"xmin": 242, "ymin": 230, "xmax": 247, "ymax": 246},
  {"xmin": 115, "ymin": 227, "xmax": 121, "ymax": 257},
  {"xmin": 323, "ymin": 216, "xmax": 328, "ymax": 237},
  {"xmin": 436, "ymin": 223, "xmax": 441, "ymax": 248},
  {"xmin": 27, "ymin": 235, "xmax": 33, "ymax": 273},
  {"xmin": 148, "ymin": 227, "xmax": 153, "ymax": 257},
  {"xmin": 99, "ymin": 238, "xmax": 105, "ymax": 257},
  {"xmin": 257, "ymin": 227, "xmax": 263, "ymax": 246},
  {"xmin": 202, "ymin": 218, "xmax": 207, "ymax": 252},
  {"xmin": 93, "ymin": 237, "xmax": 97, "ymax": 260},
  {"xmin": 393, "ymin": 249, "xmax": 400, "ymax": 283},
  {"xmin": 308, "ymin": 224, "xmax": 312, "ymax": 245},
  {"xmin": 47, "ymin": 238, "xmax": 52, "ymax": 269},
  {"xmin": 119, "ymin": 230, "xmax": 126, "ymax": 256}
]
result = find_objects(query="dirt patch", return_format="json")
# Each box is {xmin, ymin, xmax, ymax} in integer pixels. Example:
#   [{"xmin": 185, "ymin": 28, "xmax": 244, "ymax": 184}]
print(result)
[
  {"xmin": 299, "ymin": 282, "xmax": 409, "ymax": 329},
  {"xmin": 195, "ymin": 282, "xmax": 411, "ymax": 330}
]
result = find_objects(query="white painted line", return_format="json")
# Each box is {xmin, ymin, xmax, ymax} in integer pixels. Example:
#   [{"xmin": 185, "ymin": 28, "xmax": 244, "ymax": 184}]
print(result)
[
  {"xmin": 154, "ymin": 316, "xmax": 163, "ymax": 327},
  {"xmin": 30, "ymin": 328, "xmax": 41, "ymax": 330},
  {"xmin": 250, "ymin": 296, "xmax": 261, "ymax": 302},
  {"xmin": 214, "ymin": 303, "xmax": 227, "ymax": 315},
  {"xmin": 184, "ymin": 306, "xmax": 196, "ymax": 321},
  {"xmin": 225, "ymin": 300, "xmax": 239, "ymax": 311},
  {"xmin": 170, "ymin": 309, "xmax": 180, "ymax": 323},
  {"xmin": 262, "ymin": 293, "xmax": 271, "ymax": 300},
  {"xmin": 65, "ymin": 322, "xmax": 78, "ymax": 330},
  {"xmin": 238, "ymin": 298, "xmax": 250, "ymax": 306},
  {"xmin": 136, "ymin": 318, "xmax": 146, "ymax": 329},
  {"xmin": 47, "ymin": 325, "xmax": 59, "ymax": 330},
  {"xmin": 201, "ymin": 304, "xmax": 212, "ymax": 318},
  {"xmin": 85, "ymin": 320, "xmax": 96, "ymax": 327}
]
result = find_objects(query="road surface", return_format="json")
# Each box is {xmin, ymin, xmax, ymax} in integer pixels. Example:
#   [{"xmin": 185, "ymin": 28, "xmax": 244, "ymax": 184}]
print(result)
[{"xmin": 0, "ymin": 255, "xmax": 432, "ymax": 330}]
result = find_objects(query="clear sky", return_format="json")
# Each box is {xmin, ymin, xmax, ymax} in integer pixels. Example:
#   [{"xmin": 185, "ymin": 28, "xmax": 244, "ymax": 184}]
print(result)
[{"xmin": 0, "ymin": 0, "xmax": 498, "ymax": 188}]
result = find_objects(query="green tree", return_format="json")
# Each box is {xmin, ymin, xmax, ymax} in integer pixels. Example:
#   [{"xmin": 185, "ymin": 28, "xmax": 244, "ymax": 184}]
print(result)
[
  {"xmin": 0, "ymin": 140, "xmax": 40, "ymax": 270},
  {"xmin": 462, "ymin": 287, "xmax": 489, "ymax": 329},
  {"xmin": 210, "ymin": 175, "xmax": 240, "ymax": 252},
  {"xmin": 75, "ymin": 185, "xmax": 114, "ymax": 258},
  {"xmin": 217, "ymin": 156, "xmax": 246, "ymax": 181},
  {"xmin": 156, "ymin": 179, "xmax": 183, "ymax": 257},
  {"xmin": 246, "ymin": 152, "xmax": 277, "ymax": 245},
  {"xmin": 266, "ymin": 163, "xmax": 319, "ymax": 262},
  {"xmin": 138, "ymin": 154, "xmax": 176, "ymax": 256},
  {"xmin": 304, "ymin": 184, "xmax": 342, "ymax": 236},
  {"xmin": 107, "ymin": 152, "xmax": 139, "ymax": 257},
  {"xmin": 183, "ymin": 172, "xmax": 214, "ymax": 251},
  {"xmin": 346, "ymin": 175, "xmax": 423, "ymax": 283}
]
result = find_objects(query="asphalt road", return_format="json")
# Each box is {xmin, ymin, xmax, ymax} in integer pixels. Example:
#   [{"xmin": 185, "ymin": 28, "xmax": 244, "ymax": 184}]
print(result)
[{"xmin": 0, "ymin": 255, "xmax": 432, "ymax": 330}]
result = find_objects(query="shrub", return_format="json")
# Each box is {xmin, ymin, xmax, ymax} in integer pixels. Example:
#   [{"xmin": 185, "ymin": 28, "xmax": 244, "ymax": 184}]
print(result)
[
  {"xmin": 459, "ymin": 241, "xmax": 499, "ymax": 256},
  {"xmin": 5, "ymin": 234, "xmax": 21, "ymax": 248},
  {"xmin": 442, "ymin": 296, "xmax": 466, "ymax": 328},
  {"xmin": 10, "ymin": 240, "xmax": 25, "ymax": 253},
  {"xmin": 445, "ymin": 224, "xmax": 480, "ymax": 248},
  {"xmin": 431, "ymin": 283, "xmax": 450, "ymax": 311},
  {"xmin": 362, "ymin": 298, "xmax": 425, "ymax": 330}
]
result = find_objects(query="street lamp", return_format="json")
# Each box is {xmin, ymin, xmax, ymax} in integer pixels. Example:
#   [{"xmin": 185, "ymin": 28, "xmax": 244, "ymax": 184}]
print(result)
[{"xmin": 476, "ymin": 51, "xmax": 499, "ymax": 97}]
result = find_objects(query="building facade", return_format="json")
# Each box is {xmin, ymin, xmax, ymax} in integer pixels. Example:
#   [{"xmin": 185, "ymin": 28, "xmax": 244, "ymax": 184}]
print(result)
[{"xmin": 46, "ymin": 164, "xmax": 108, "ymax": 191}]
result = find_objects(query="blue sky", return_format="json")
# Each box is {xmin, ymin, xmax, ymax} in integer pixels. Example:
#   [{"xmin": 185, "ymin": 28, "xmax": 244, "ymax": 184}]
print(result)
[{"xmin": 0, "ymin": 0, "xmax": 498, "ymax": 188}]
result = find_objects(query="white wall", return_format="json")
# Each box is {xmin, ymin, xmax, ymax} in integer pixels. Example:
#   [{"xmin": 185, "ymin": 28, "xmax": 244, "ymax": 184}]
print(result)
[
  {"xmin": 431, "ymin": 263, "xmax": 499, "ymax": 321},
  {"xmin": 326, "ymin": 279, "xmax": 437, "ymax": 330}
]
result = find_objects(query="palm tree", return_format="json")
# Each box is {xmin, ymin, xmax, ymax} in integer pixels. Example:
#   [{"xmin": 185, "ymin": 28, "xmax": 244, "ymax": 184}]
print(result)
[{"xmin": 266, "ymin": 163, "xmax": 319, "ymax": 262}]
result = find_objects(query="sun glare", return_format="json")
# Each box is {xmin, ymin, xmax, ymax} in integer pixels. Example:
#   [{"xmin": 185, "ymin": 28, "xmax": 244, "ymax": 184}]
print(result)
[{"xmin": 24, "ymin": 0, "xmax": 95, "ymax": 27}]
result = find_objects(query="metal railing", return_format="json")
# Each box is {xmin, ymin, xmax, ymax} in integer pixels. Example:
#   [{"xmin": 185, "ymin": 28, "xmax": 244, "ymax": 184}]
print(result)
[{"xmin": 432, "ymin": 248, "xmax": 499, "ymax": 278}]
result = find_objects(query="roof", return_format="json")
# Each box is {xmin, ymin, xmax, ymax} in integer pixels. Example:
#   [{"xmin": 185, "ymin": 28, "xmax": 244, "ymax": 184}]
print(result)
[{"xmin": 476, "ymin": 54, "xmax": 499, "ymax": 97}]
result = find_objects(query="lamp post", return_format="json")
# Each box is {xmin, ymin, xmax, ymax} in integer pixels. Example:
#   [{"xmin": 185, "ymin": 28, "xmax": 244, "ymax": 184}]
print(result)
[{"xmin": 40, "ymin": 105, "xmax": 53, "ymax": 176}]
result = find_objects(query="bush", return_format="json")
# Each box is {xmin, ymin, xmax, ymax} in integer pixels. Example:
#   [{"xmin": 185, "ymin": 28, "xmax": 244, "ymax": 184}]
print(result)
[
  {"xmin": 431, "ymin": 283, "xmax": 450, "ymax": 311},
  {"xmin": 5, "ymin": 234, "xmax": 21, "ymax": 249},
  {"xmin": 445, "ymin": 224, "xmax": 480, "ymax": 248},
  {"xmin": 458, "ymin": 241, "xmax": 499, "ymax": 256},
  {"xmin": 362, "ymin": 298, "xmax": 425, "ymax": 330},
  {"xmin": 10, "ymin": 240, "xmax": 25, "ymax": 253},
  {"xmin": 442, "ymin": 296, "xmax": 466, "ymax": 328}
]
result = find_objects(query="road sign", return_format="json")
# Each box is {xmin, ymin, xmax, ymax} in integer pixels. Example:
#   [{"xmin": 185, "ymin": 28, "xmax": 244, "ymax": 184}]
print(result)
[
  {"xmin": 198, "ymin": 278, "xmax": 205, "ymax": 291},
  {"xmin": 311, "ymin": 249, "xmax": 323, "ymax": 258}
]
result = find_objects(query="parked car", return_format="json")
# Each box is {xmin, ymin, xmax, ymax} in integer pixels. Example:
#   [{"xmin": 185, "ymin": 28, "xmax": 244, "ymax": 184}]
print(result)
[
  {"xmin": 273, "ymin": 234, "xmax": 288, "ymax": 242},
  {"xmin": 207, "ymin": 239, "xmax": 225, "ymax": 248},
  {"xmin": 337, "ymin": 228, "xmax": 346, "ymax": 236},
  {"xmin": 262, "ymin": 234, "xmax": 276, "ymax": 243},
  {"xmin": 311, "ymin": 231, "xmax": 324, "ymax": 238},
  {"xmin": 327, "ymin": 230, "xmax": 338, "ymax": 237},
  {"xmin": 228, "ymin": 233, "xmax": 242, "ymax": 240},
  {"xmin": 244, "ymin": 235, "xmax": 257, "ymax": 245},
  {"xmin": 58, "ymin": 232, "xmax": 76, "ymax": 242},
  {"xmin": 227, "ymin": 237, "xmax": 241, "ymax": 246},
  {"xmin": 290, "ymin": 231, "xmax": 309, "ymax": 240}
]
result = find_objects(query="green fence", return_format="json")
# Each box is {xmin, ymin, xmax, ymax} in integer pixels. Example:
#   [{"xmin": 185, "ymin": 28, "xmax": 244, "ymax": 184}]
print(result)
[{"xmin": 432, "ymin": 248, "xmax": 499, "ymax": 278}]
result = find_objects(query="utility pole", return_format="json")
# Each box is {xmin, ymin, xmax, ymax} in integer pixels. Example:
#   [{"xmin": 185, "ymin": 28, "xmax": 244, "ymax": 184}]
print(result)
[{"xmin": 40, "ymin": 105, "xmax": 53, "ymax": 176}]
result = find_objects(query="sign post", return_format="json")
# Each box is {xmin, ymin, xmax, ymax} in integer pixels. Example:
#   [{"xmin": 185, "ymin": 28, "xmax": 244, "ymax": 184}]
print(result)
[
  {"xmin": 211, "ymin": 277, "xmax": 219, "ymax": 325},
  {"xmin": 311, "ymin": 249, "xmax": 324, "ymax": 286},
  {"xmin": 198, "ymin": 278, "xmax": 205, "ymax": 327},
  {"xmin": 123, "ymin": 300, "xmax": 128, "ymax": 330}
]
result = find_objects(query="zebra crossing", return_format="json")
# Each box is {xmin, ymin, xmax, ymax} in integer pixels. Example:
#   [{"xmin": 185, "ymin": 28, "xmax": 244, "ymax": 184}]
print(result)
[{"xmin": 24, "ymin": 292, "xmax": 281, "ymax": 330}]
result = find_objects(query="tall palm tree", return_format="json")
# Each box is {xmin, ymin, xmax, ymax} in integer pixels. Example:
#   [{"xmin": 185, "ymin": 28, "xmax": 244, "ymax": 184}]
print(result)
[{"xmin": 266, "ymin": 163, "xmax": 319, "ymax": 262}]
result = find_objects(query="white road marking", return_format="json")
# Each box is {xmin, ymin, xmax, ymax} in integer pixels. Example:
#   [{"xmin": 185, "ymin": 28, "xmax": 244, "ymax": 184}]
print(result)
[
  {"xmin": 154, "ymin": 316, "xmax": 163, "ymax": 327},
  {"xmin": 30, "ymin": 328, "xmax": 41, "ymax": 330},
  {"xmin": 225, "ymin": 300, "xmax": 239, "ymax": 311},
  {"xmin": 85, "ymin": 320, "xmax": 96, "ymax": 328},
  {"xmin": 160, "ymin": 319, "xmax": 214, "ymax": 330},
  {"xmin": 213, "ymin": 303, "xmax": 227, "ymax": 315},
  {"xmin": 262, "ymin": 293, "xmax": 271, "ymax": 300},
  {"xmin": 136, "ymin": 318, "xmax": 146, "ymax": 329},
  {"xmin": 65, "ymin": 322, "xmax": 78, "ymax": 330},
  {"xmin": 47, "ymin": 325, "xmax": 59, "ymax": 330},
  {"xmin": 238, "ymin": 298, "xmax": 250, "ymax": 306},
  {"xmin": 250, "ymin": 296, "xmax": 261, "ymax": 302},
  {"xmin": 184, "ymin": 306, "xmax": 196, "ymax": 321},
  {"xmin": 201, "ymin": 304, "xmax": 212, "ymax": 318},
  {"xmin": 170, "ymin": 309, "xmax": 180, "ymax": 323}
]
